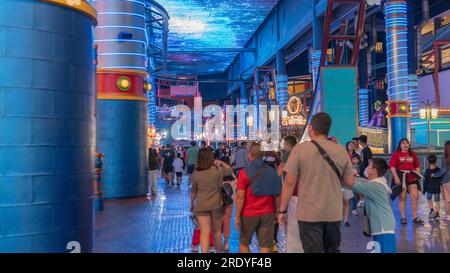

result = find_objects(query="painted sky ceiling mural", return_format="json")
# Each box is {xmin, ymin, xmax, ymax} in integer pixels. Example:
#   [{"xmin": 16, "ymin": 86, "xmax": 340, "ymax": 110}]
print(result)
[{"xmin": 156, "ymin": 0, "xmax": 279, "ymax": 75}]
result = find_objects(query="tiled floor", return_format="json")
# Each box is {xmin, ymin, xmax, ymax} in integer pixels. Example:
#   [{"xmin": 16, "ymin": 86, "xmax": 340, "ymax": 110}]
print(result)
[{"xmin": 94, "ymin": 176, "xmax": 450, "ymax": 253}]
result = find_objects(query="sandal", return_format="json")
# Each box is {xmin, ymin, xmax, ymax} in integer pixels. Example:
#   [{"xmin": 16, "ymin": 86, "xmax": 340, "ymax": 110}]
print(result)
[
  {"xmin": 401, "ymin": 218, "xmax": 407, "ymax": 225},
  {"xmin": 413, "ymin": 218, "xmax": 424, "ymax": 225}
]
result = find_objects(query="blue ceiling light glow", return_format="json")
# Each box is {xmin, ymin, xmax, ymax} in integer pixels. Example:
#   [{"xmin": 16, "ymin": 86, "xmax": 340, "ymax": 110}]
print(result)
[{"xmin": 156, "ymin": 0, "xmax": 278, "ymax": 75}]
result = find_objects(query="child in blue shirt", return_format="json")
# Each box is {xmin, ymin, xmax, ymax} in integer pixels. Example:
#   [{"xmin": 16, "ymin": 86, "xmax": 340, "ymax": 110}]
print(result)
[{"xmin": 353, "ymin": 158, "xmax": 397, "ymax": 253}]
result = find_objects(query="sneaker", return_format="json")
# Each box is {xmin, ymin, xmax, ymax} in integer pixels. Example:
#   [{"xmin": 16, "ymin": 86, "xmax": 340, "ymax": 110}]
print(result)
[
  {"xmin": 357, "ymin": 200, "xmax": 364, "ymax": 208},
  {"xmin": 209, "ymin": 246, "xmax": 215, "ymax": 253},
  {"xmin": 429, "ymin": 210, "xmax": 436, "ymax": 220},
  {"xmin": 352, "ymin": 209, "xmax": 359, "ymax": 216},
  {"xmin": 434, "ymin": 212, "xmax": 440, "ymax": 221},
  {"xmin": 344, "ymin": 222, "xmax": 350, "ymax": 227},
  {"xmin": 413, "ymin": 218, "xmax": 424, "ymax": 225}
]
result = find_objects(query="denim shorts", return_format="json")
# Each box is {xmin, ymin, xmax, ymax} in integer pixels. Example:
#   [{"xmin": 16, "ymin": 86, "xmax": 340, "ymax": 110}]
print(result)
[{"xmin": 427, "ymin": 192, "xmax": 440, "ymax": 202}]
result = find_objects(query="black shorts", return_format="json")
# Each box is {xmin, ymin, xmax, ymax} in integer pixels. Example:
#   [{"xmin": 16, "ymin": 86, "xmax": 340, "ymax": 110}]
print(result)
[
  {"xmin": 176, "ymin": 172, "xmax": 183, "ymax": 178},
  {"xmin": 163, "ymin": 166, "xmax": 173, "ymax": 173},
  {"xmin": 187, "ymin": 164, "xmax": 195, "ymax": 174}
]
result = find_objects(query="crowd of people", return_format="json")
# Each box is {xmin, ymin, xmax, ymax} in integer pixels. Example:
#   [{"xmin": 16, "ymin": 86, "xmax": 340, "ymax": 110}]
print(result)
[{"xmin": 147, "ymin": 112, "xmax": 450, "ymax": 253}]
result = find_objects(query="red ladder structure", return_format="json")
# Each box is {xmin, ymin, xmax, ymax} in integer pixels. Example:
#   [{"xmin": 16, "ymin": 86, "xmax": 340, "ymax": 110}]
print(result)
[{"xmin": 321, "ymin": 0, "xmax": 367, "ymax": 67}]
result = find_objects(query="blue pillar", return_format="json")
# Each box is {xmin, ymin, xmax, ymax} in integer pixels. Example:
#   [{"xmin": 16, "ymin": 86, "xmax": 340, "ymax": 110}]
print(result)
[
  {"xmin": 0, "ymin": 0, "xmax": 96, "ymax": 252},
  {"xmin": 312, "ymin": 0, "xmax": 324, "ymax": 50},
  {"xmin": 384, "ymin": 0, "xmax": 411, "ymax": 152},
  {"xmin": 311, "ymin": 0, "xmax": 323, "ymax": 91},
  {"xmin": 93, "ymin": 0, "xmax": 148, "ymax": 198},
  {"xmin": 276, "ymin": 51, "xmax": 288, "ymax": 111}
]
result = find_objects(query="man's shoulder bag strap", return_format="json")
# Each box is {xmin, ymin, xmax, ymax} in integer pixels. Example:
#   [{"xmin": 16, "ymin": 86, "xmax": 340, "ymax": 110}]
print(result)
[{"xmin": 311, "ymin": 140, "xmax": 342, "ymax": 179}]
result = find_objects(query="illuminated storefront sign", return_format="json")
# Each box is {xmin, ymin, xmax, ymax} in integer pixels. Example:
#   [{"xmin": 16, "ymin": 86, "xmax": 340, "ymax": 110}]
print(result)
[
  {"xmin": 282, "ymin": 96, "xmax": 306, "ymax": 126},
  {"xmin": 282, "ymin": 115, "xmax": 306, "ymax": 126}
]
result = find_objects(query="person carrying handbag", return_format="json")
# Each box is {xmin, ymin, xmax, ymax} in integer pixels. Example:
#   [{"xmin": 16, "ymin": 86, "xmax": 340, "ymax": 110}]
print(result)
[{"xmin": 190, "ymin": 149, "xmax": 232, "ymax": 253}]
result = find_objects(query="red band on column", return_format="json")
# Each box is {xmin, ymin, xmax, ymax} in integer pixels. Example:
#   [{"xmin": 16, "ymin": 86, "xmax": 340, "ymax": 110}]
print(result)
[{"xmin": 386, "ymin": 100, "xmax": 410, "ymax": 118}]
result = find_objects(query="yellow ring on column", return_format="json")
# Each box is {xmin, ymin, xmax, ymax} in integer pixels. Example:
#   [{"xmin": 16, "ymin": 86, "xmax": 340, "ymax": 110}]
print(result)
[
  {"xmin": 98, "ymin": 93, "xmax": 149, "ymax": 102},
  {"xmin": 40, "ymin": 0, "xmax": 97, "ymax": 22}
]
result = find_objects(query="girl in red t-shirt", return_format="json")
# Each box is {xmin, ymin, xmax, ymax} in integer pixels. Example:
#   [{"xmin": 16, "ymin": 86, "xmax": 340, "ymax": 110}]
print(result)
[{"xmin": 389, "ymin": 138, "xmax": 422, "ymax": 225}]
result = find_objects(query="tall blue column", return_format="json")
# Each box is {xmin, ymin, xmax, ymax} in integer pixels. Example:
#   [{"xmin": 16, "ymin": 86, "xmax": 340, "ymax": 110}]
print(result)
[
  {"xmin": 384, "ymin": 0, "xmax": 411, "ymax": 152},
  {"xmin": 0, "ymin": 0, "xmax": 96, "ymax": 252},
  {"xmin": 276, "ymin": 51, "xmax": 288, "ymax": 111},
  {"xmin": 93, "ymin": 0, "xmax": 149, "ymax": 198}
]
